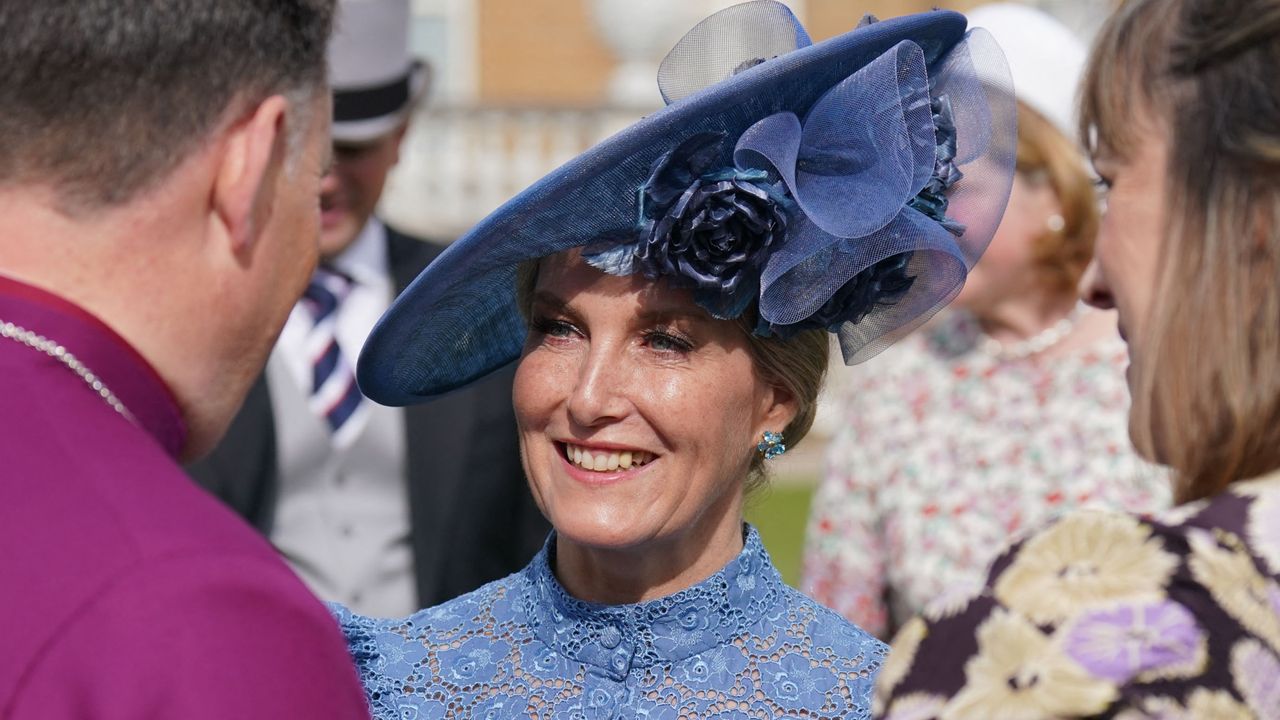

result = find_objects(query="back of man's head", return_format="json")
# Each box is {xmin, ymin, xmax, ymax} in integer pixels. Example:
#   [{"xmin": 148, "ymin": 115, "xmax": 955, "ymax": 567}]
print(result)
[{"xmin": 0, "ymin": 0, "xmax": 336, "ymax": 211}]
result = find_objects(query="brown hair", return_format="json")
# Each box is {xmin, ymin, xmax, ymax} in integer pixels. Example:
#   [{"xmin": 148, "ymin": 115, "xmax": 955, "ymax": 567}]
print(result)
[
  {"xmin": 0, "ymin": 0, "xmax": 336, "ymax": 211},
  {"xmin": 1081, "ymin": 0, "xmax": 1280, "ymax": 502},
  {"xmin": 516, "ymin": 259, "xmax": 828, "ymax": 492},
  {"xmin": 1017, "ymin": 103, "xmax": 1099, "ymax": 296}
]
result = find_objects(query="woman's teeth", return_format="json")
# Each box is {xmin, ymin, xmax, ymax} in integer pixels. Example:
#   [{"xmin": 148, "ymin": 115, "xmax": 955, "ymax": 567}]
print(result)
[{"xmin": 564, "ymin": 443, "xmax": 653, "ymax": 472}]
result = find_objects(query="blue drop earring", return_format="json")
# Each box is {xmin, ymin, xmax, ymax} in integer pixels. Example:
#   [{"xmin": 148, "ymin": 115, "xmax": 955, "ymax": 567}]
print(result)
[{"xmin": 757, "ymin": 430, "xmax": 786, "ymax": 459}]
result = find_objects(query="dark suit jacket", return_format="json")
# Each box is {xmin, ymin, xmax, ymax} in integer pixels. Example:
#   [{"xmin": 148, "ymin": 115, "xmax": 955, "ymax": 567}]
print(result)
[{"xmin": 188, "ymin": 225, "xmax": 549, "ymax": 608}]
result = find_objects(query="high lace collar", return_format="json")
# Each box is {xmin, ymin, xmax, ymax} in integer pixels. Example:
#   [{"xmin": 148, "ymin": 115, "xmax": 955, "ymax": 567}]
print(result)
[{"xmin": 521, "ymin": 525, "xmax": 785, "ymax": 680}]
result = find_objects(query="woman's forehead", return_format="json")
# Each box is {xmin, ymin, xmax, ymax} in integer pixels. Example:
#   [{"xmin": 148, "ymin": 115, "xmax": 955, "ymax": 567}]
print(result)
[{"xmin": 534, "ymin": 250, "xmax": 702, "ymax": 316}]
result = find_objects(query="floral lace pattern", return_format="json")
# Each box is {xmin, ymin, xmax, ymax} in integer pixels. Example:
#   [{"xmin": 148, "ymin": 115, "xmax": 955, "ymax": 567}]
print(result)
[
  {"xmin": 872, "ymin": 473, "xmax": 1280, "ymax": 719},
  {"xmin": 802, "ymin": 310, "xmax": 1171, "ymax": 638},
  {"xmin": 335, "ymin": 526, "xmax": 886, "ymax": 719}
]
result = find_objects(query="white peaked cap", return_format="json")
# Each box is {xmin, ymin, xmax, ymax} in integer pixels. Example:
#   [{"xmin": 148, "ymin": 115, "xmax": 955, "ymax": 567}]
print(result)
[
  {"xmin": 966, "ymin": 3, "xmax": 1086, "ymax": 138},
  {"xmin": 329, "ymin": 0, "xmax": 429, "ymax": 143}
]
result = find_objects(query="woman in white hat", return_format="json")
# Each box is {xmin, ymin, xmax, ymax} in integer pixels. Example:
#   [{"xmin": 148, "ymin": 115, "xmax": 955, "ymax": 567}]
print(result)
[{"xmin": 802, "ymin": 2, "xmax": 1170, "ymax": 640}]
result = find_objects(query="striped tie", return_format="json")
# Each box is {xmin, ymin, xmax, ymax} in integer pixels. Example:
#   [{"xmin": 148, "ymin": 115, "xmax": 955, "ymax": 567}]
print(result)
[{"xmin": 301, "ymin": 267, "xmax": 366, "ymax": 443}]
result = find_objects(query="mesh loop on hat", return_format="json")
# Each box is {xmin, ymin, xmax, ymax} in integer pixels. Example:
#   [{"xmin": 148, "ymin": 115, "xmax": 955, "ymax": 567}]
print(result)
[{"xmin": 657, "ymin": 0, "xmax": 812, "ymax": 104}]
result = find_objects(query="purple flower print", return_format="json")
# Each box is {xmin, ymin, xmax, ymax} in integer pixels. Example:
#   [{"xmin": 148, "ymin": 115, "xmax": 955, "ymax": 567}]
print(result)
[{"xmin": 1062, "ymin": 600, "xmax": 1205, "ymax": 683}]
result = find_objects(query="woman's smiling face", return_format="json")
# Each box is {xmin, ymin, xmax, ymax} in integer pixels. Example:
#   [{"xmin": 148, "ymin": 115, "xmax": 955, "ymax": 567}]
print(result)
[{"xmin": 513, "ymin": 251, "xmax": 796, "ymax": 555}]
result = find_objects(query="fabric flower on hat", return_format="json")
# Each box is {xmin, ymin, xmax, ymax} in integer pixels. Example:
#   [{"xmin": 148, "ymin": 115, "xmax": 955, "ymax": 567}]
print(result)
[
  {"xmin": 586, "ymin": 13, "xmax": 988, "ymax": 352},
  {"xmin": 589, "ymin": 131, "xmax": 794, "ymax": 319}
]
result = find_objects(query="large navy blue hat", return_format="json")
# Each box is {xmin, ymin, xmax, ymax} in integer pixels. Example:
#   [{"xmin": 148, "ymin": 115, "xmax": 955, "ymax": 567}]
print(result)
[{"xmin": 359, "ymin": 1, "xmax": 1016, "ymax": 405}]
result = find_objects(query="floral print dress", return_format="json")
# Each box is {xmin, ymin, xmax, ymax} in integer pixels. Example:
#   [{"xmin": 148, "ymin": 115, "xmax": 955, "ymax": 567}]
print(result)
[
  {"xmin": 802, "ymin": 310, "xmax": 1170, "ymax": 638},
  {"xmin": 873, "ymin": 471, "xmax": 1280, "ymax": 719},
  {"xmin": 333, "ymin": 526, "xmax": 887, "ymax": 719}
]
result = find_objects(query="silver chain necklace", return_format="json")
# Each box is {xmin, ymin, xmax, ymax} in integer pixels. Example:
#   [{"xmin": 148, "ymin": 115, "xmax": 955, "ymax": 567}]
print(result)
[
  {"xmin": 0, "ymin": 318, "xmax": 137, "ymax": 424},
  {"xmin": 977, "ymin": 303, "xmax": 1089, "ymax": 362}
]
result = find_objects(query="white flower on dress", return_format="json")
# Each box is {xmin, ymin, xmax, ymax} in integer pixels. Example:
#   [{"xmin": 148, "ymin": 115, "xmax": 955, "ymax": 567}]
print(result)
[
  {"xmin": 878, "ymin": 617, "xmax": 928, "ymax": 700},
  {"xmin": 1187, "ymin": 528, "xmax": 1280, "ymax": 653},
  {"xmin": 923, "ymin": 578, "xmax": 984, "ymax": 624},
  {"xmin": 1155, "ymin": 497, "xmax": 1208, "ymax": 526},
  {"xmin": 1230, "ymin": 638, "xmax": 1280, "ymax": 714},
  {"xmin": 1246, "ymin": 487, "xmax": 1280, "ymax": 576},
  {"xmin": 883, "ymin": 692, "xmax": 946, "ymax": 720},
  {"xmin": 993, "ymin": 511, "xmax": 1178, "ymax": 626},
  {"xmin": 1111, "ymin": 689, "xmax": 1255, "ymax": 720},
  {"xmin": 1228, "ymin": 471, "xmax": 1280, "ymax": 499},
  {"xmin": 942, "ymin": 609, "xmax": 1117, "ymax": 719}
]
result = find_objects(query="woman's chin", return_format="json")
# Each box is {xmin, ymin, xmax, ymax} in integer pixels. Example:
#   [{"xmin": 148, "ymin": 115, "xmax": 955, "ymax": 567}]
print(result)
[{"xmin": 551, "ymin": 513, "xmax": 660, "ymax": 553}]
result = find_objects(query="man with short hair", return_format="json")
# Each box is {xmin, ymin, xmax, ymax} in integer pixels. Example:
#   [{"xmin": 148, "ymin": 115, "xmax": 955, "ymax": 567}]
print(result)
[
  {"xmin": 192, "ymin": 0, "xmax": 547, "ymax": 617},
  {"xmin": 0, "ymin": 2, "xmax": 369, "ymax": 717}
]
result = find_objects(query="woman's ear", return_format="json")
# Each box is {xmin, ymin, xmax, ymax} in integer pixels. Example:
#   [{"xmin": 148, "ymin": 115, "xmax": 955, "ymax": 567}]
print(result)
[
  {"xmin": 756, "ymin": 380, "xmax": 800, "ymax": 440},
  {"xmin": 210, "ymin": 95, "xmax": 290, "ymax": 255}
]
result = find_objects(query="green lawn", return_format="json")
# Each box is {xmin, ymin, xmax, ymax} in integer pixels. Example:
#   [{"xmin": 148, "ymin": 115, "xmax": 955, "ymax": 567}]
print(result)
[{"xmin": 744, "ymin": 481, "xmax": 816, "ymax": 587}]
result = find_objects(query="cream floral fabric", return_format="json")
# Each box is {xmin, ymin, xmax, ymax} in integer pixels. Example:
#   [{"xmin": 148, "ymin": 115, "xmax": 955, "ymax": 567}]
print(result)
[
  {"xmin": 872, "ymin": 473, "xmax": 1280, "ymax": 719},
  {"xmin": 803, "ymin": 310, "xmax": 1170, "ymax": 637}
]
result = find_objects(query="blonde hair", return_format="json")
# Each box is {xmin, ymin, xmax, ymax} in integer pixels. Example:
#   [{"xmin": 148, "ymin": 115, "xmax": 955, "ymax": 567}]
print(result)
[
  {"xmin": 1017, "ymin": 102, "xmax": 1099, "ymax": 296},
  {"xmin": 1080, "ymin": 0, "xmax": 1280, "ymax": 502},
  {"xmin": 516, "ymin": 259, "xmax": 828, "ymax": 492}
]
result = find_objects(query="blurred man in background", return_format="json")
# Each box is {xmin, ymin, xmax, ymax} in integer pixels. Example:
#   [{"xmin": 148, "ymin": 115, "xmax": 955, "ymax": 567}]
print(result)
[
  {"xmin": 191, "ymin": 0, "xmax": 547, "ymax": 617},
  {"xmin": 0, "ymin": 1, "xmax": 369, "ymax": 717}
]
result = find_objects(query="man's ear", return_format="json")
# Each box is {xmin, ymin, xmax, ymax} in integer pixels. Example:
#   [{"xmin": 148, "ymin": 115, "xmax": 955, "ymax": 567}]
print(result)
[
  {"xmin": 212, "ymin": 95, "xmax": 290, "ymax": 254},
  {"xmin": 389, "ymin": 119, "xmax": 410, "ymax": 166}
]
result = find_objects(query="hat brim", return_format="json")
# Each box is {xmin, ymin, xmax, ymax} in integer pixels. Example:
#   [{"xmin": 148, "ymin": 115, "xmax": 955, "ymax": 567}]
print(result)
[
  {"xmin": 331, "ymin": 61, "xmax": 431, "ymax": 144},
  {"xmin": 358, "ymin": 10, "xmax": 971, "ymax": 406}
]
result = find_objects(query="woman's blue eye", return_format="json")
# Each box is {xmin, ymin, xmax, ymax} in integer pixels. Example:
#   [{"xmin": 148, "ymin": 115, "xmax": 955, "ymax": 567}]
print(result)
[
  {"xmin": 644, "ymin": 330, "xmax": 692, "ymax": 352},
  {"xmin": 531, "ymin": 317, "xmax": 577, "ymax": 338}
]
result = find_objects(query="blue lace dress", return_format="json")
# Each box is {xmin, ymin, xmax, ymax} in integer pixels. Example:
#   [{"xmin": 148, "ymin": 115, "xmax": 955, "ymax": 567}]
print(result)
[{"xmin": 334, "ymin": 526, "xmax": 887, "ymax": 719}]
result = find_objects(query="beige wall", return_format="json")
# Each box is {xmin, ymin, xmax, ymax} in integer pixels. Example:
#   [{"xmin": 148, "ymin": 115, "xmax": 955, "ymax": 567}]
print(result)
[
  {"xmin": 477, "ymin": 0, "xmax": 988, "ymax": 105},
  {"xmin": 477, "ymin": 0, "xmax": 612, "ymax": 106},
  {"xmin": 807, "ymin": 0, "xmax": 984, "ymax": 40}
]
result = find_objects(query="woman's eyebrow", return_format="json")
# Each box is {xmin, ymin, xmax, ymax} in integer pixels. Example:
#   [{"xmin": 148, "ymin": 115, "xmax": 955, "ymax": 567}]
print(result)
[
  {"xmin": 530, "ymin": 290, "xmax": 569, "ymax": 312},
  {"xmin": 635, "ymin": 308, "xmax": 707, "ymax": 325}
]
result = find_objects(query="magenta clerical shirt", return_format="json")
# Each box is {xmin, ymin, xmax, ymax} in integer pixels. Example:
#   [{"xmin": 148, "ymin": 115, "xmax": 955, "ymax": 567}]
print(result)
[{"xmin": 0, "ymin": 275, "xmax": 369, "ymax": 719}]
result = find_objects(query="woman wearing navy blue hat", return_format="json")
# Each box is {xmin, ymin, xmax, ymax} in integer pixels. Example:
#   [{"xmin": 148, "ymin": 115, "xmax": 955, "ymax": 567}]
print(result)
[{"xmin": 335, "ymin": 2, "xmax": 1015, "ymax": 717}]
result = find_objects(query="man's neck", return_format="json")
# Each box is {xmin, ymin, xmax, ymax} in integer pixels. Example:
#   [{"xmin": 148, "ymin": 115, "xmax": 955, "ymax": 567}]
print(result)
[{"xmin": 0, "ymin": 183, "xmax": 212, "ymax": 459}]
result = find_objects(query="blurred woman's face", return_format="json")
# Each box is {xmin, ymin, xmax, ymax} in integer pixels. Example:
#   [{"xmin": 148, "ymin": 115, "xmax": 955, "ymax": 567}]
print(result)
[
  {"xmin": 513, "ymin": 251, "xmax": 795, "ymax": 555},
  {"xmin": 956, "ymin": 170, "xmax": 1063, "ymax": 314},
  {"xmin": 1079, "ymin": 128, "xmax": 1169, "ymax": 390}
]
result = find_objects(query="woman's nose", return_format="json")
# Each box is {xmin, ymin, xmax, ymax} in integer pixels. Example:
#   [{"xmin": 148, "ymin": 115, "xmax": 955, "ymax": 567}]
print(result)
[
  {"xmin": 566, "ymin": 345, "xmax": 629, "ymax": 428},
  {"xmin": 1078, "ymin": 258, "xmax": 1115, "ymax": 310}
]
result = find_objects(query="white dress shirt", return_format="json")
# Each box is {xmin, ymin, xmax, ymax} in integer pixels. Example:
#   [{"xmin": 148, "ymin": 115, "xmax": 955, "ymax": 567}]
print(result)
[{"xmin": 267, "ymin": 219, "xmax": 416, "ymax": 618}]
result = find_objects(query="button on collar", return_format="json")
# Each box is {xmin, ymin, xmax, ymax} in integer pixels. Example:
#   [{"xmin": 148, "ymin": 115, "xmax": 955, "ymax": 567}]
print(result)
[{"xmin": 599, "ymin": 624, "xmax": 623, "ymax": 649}]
